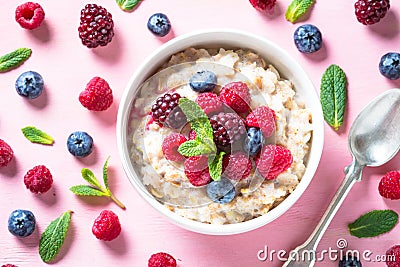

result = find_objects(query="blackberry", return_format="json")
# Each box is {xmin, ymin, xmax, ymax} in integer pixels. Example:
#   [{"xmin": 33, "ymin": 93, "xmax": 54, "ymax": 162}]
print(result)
[
  {"xmin": 78, "ymin": 4, "xmax": 114, "ymax": 48},
  {"xmin": 151, "ymin": 93, "xmax": 187, "ymax": 129},
  {"xmin": 210, "ymin": 112, "xmax": 246, "ymax": 147},
  {"xmin": 355, "ymin": 0, "xmax": 390, "ymax": 25}
]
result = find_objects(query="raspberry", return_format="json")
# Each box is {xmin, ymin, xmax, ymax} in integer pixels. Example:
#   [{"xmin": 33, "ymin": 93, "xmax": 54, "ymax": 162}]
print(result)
[
  {"xmin": 249, "ymin": 0, "xmax": 276, "ymax": 11},
  {"xmin": 355, "ymin": 0, "xmax": 390, "ymax": 25},
  {"xmin": 219, "ymin": 82, "xmax": 251, "ymax": 113},
  {"xmin": 79, "ymin": 77, "xmax": 113, "ymax": 111},
  {"xmin": 78, "ymin": 4, "xmax": 114, "ymax": 48},
  {"xmin": 378, "ymin": 171, "xmax": 400, "ymax": 200},
  {"xmin": 256, "ymin": 145, "xmax": 293, "ymax": 180},
  {"xmin": 184, "ymin": 155, "xmax": 211, "ymax": 186},
  {"xmin": 386, "ymin": 245, "xmax": 400, "ymax": 267},
  {"xmin": 148, "ymin": 252, "xmax": 177, "ymax": 267},
  {"xmin": 222, "ymin": 152, "xmax": 252, "ymax": 180},
  {"xmin": 151, "ymin": 93, "xmax": 187, "ymax": 129},
  {"xmin": 162, "ymin": 133, "xmax": 187, "ymax": 162},
  {"xmin": 15, "ymin": 2, "xmax": 45, "ymax": 30},
  {"xmin": 195, "ymin": 92, "xmax": 223, "ymax": 115},
  {"xmin": 24, "ymin": 165, "xmax": 53, "ymax": 194},
  {"xmin": 188, "ymin": 130, "xmax": 197, "ymax": 140},
  {"xmin": 209, "ymin": 112, "xmax": 246, "ymax": 147},
  {"xmin": 0, "ymin": 139, "xmax": 14, "ymax": 167},
  {"xmin": 92, "ymin": 210, "xmax": 121, "ymax": 241},
  {"xmin": 2, "ymin": 265, "xmax": 18, "ymax": 267},
  {"xmin": 246, "ymin": 106, "xmax": 276, "ymax": 137}
]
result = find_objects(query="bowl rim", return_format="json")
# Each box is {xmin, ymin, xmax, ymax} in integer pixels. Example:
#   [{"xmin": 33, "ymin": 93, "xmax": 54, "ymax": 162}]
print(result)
[{"xmin": 116, "ymin": 28, "xmax": 324, "ymax": 235}]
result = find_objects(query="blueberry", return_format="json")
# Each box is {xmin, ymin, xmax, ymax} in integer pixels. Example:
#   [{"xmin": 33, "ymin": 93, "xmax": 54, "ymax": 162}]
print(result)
[
  {"xmin": 147, "ymin": 13, "xmax": 171, "ymax": 37},
  {"xmin": 67, "ymin": 131, "xmax": 94, "ymax": 158},
  {"xmin": 15, "ymin": 71, "xmax": 44, "ymax": 99},
  {"xmin": 189, "ymin": 71, "xmax": 217, "ymax": 92},
  {"xmin": 206, "ymin": 177, "xmax": 236, "ymax": 204},
  {"xmin": 293, "ymin": 24, "xmax": 322, "ymax": 53},
  {"xmin": 379, "ymin": 52, "xmax": 400, "ymax": 80},
  {"xmin": 244, "ymin": 127, "xmax": 264, "ymax": 157},
  {"xmin": 8, "ymin": 209, "xmax": 36, "ymax": 237},
  {"xmin": 339, "ymin": 255, "xmax": 362, "ymax": 267}
]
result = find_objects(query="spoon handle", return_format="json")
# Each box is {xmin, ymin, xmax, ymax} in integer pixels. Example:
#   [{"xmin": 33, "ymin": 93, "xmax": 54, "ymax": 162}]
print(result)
[{"xmin": 282, "ymin": 160, "xmax": 363, "ymax": 267}]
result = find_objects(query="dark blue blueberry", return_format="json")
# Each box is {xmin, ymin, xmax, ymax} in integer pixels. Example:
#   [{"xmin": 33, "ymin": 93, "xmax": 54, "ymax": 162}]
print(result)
[
  {"xmin": 8, "ymin": 209, "xmax": 36, "ymax": 237},
  {"xmin": 189, "ymin": 71, "xmax": 217, "ymax": 92},
  {"xmin": 206, "ymin": 177, "xmax": 235, "ymax": 204},
  {"xmin": 293, "ymin": 24, "xmax": 322, "ymax": 53},
  {"xmin": 147, "ymin": 13, "xmax": 171, "ymax": 37},
  {"xmin": 67, "ymin": 131, "xmax": 93, "ymax": 158},
  {"xmin": 244, "ymin": 127, "xmax": 264, "ymax": 157},
  {"xmin": 339, "ymin": 255, "xmax": 362, "ymax": 267},
  {"xmin": 15, "ymin": 71, "xmax": 44, "ymax": 99},
  {"xmin": 379, "ymin": 52, "xmax": 400, "ymax": 80}
]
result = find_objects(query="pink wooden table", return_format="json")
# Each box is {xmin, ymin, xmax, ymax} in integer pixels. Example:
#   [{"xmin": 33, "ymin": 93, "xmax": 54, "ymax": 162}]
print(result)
[{"xmin": 1, "ymin": 0, "xmax": 399, "ymax": 266}]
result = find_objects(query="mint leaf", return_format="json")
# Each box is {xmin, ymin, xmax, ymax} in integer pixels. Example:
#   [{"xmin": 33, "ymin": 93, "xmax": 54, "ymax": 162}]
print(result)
[
  {"xmin": 39, "ymin": 211, "xmax": 72, "ymax": 263},
  {"xmin": 21, "ymin": 126, "xmax": 54, "ymax": 145},
  {"xmin": 320, "ymin": 64, "xmax": 347, "ymax": 131},
  {"xmin": 116, "ymin": 0, "xmax": 140, "ymax": 11},
  {"xmin": 208, "ymin": 151, "xmax": 225, "ymax": 181},
  {"xmin": 0, "ymin": 48, "xmax": 32, "ymax": 73},
  {"xmin": 103, "ymin": 156, "xmax": 110, "ymax": 190},
  {"xmin": 81, "ymin": 168, "xmax": 102, "ymax": 188},
  {"xmin": 178, "ymin": 139, "xmax": 215, "ymax": 157},
  {"xmin": 285, "ymin": 0, "xmax": 315, "ymax": 23},
  {"xmin": 348, "ymin": 210, "xmax": 398, "ymax": 238},
  {"xmin": 69, "ymin": 185, "xmax": 108, "ymax": 196}
]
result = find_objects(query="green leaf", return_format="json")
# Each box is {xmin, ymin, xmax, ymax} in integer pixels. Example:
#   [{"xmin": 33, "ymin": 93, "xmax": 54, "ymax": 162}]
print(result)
[
  {"xmin": 81, "ymin": 168, "xmax": 102, "ymax": 189},
  {"xmin": 21, "ymin": 126, "xmax": 54, "ymax": 145},
  {"xmin": 116, "ymin": 0, "xmax": 140, "ymax": 11},
  {"xmin": 69, "ymin": 185, "xmax": 108, "ymax": 196},
  {"xmin": 103, "ymin": 156, "xmax": 110, "ymax": 190},
  {"xmin": 208, "ymin": 151, "xmax": 225, "ymax": 181},
  {"xmin": 320, "ymin": 64, "xmax": 347, "ymax": 131},
  {"xmin": 348, "ymin": 210, "xmax": 398, "ymax": 238},
  {"xmin": 178, "ymin": 139, "xmax": 214, "ymax": 157},
  {"xmin": 0, "ymin": 48, "xmax": 32, "ymax": 73},
  {"xmin": 285, "ymin": 0, "xmax": 315, "ymax": 23},
  {"xmin": 39, "ymin": 211, "xmax": 72, "ymax": 263}
]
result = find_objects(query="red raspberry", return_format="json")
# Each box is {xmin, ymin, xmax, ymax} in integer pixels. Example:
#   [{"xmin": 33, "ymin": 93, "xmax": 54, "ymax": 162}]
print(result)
[
  {"xmin": 379, "ymin": 171, "xmax": 400, "ymax": 200},
  {"xmin": 249, "ymin": 0, "xmax": 277, "ymax": 11},
  {"xmin": 2, "ymin": 265, "xmax": 18, "ymax": 267},
  {"xmin": 162, "ymin": 133, "xmax": 187, "ymax": 162},
  {"xmin": 79, "ymin": 77, "xmax": 113, "ymax": 111},
  {"xmin": 0, "ymin": 139, "xmax": 14, "ymax": 167},
  {"xmin": 184, "ymin": 155, "xmax": 211, "ymax": 186},
  {"xmin": 188, "ymin": 130, "xmax": 197, "ymax": 140},
  {"xmin": 195, "ymin": 92, "xmax": 223, "ymax": 115},
  {"xmin": 219, "ymin": 82, "xmax": 251, "ymax": 113},
  {"xmin": 256, "ymin": 145, "xmax": 293, "ymax": 180},
  {"xmin": 148, "ymin": 252, "xmax": 177, "ymax": 267},
  {"xmin": 92, "ymin": 210, "xmax": 121, "ymax": 241},
  {"xmin": 386, "ymin": 245, "xmax": 400, "ymax": 267},
  {"xmin": 246, "ymin": 106, "xmax": 276, "ymax": 137},
  {"xmin": 15, "ymin": 2, "xmax": 45, "ymax": 30},
  {"xmin": 24, "ymin": 165, "xmax": 53, "ymax": 194},
  {"xmin": 355, "ymin": 0, "xmax": 390, "ymax": 25},
  {"xmin": 222, "ymin": 152, "xmax": 252, "ymax": 180}
]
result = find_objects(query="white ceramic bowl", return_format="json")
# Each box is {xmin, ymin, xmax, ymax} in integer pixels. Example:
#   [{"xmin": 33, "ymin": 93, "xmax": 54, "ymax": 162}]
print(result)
[{"xmin": 117, "ymin": 29, "xmax": 324, "ymax": 235}]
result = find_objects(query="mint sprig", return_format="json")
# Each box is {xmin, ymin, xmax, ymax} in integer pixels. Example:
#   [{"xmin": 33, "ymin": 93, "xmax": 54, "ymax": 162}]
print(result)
[
  {"xmin": 22, "ymin": 126, "xmax": 54, "ymax": 145},
  {"xmin": 70, "ymin": 157, "xmax": 126, "ymax": 209},
  {"xmin": 285, "ymin": 0, "xmax": 315, "ymax": 23},
  {"xmin": 348, "ymin": 210, "xmax": 398, "ymax": 238},
  {"xmin": 208, "ymin": 151, "xmax": 226, "ymax": 181},
  {"xmin": 116, "ymin": 0, "xmax": 140, "ymax": 11},
  {"xmin": 0, "ymin": 48, "xmax": 32, "ymax": 73}
]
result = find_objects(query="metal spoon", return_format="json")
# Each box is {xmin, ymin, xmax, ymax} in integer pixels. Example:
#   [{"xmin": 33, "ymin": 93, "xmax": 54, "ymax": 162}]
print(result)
[{"xmin": 283, "ymin": 89, "xmax": 400, "ymax": 267}]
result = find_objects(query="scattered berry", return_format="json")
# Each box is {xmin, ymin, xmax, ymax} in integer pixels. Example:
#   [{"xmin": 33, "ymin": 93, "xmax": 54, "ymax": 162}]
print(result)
[
  {"xmin": 8, "ymin": 209, "xmax": 36, "ymax": 237},
  {"xmin": 79, "ymin": 77, "xmax": 113, "ymax": 111},
  {"xmin": 148, "ymin": 252, "xmax": 177, "ymax": 267},
  {"xmin": 184, "ymin": 155, "xmax": 211, "ymax": 186},
  {"xmin": 15, "ymin": 2, "xmax": 45, "ymax": 30},
  {"xmin": 339, "ymin": 255, "xmax": 362, "ymax": 267},
  {"xmin": 15, "ymin": 71, "xmax": 44, "ymax": 99},
  {"xmin": 294, "ymin": 24, "xmax": 322, "ymax": 54},
  {"xmin": 189, "ymin": 71, "xmax": 217, "ymax": 92},
  {"xmin": 210, "ymin": 112, "xmax": 246, "ymax": 147},
  {"xmin": 162, "ymin": 133, "xmax": 187, "ymax": 162},
  {"xmin": 246, "ymin": 106, "xmax": 276, "ymax": 137},
  {"xmin": 92, "ymin": 210, "xmax": 121, "ymax": 241},
  {"xmin": 222, "ymin": 152, "xmax": 252, "ymax": 180},
  {"xmin": 256, "ymin": 145, "xmax": 293, "ymax": 180},
  {"xmin": 2, "ymin": 264, "xmax": 18, "ymax": 267},
  {"xmin": 249, "ymin": 0, "xmax": 276, "ymax": 11},
  {"xmin": 0, "ymin": 139, "xmax": 14, "ymax": 167},
  {"xmin": 386, "ymin": 245, "xmax": 400, "ymax": 267},
  {"xmin": 219, "ymin": 82, "xmax": 251, "ymax": 113},
  {"xmin": 355, "ymin": 0, "xmax": 390, "ymax": 25},
  {"xmin": 244, "ymin": 127, "xmax": 264, "ymax": 157},
  {"xmin": 24, "ymin": 165, "xmax": 53, "ymax": 194},
  {"xmin": 78, "ymin": 4, "xmax": 114, "ymax": 48},
  {"xmin": 67, "ymin": 131, "xmax": 94, "ymax": 158},
  {"xmin": 207, "ymin": 177, "xmax": 236, "ymax": 204},
  {"xmin": 188, "ymin": 130, "xmax": 197, "ymax": 140},
  {"xmin": 195, "ymin": 92, "xmax": 223, "ymax": 115},
  {"xmin": 147, "ymin": 13, "xmax": 171, "ymax": 37},
  {"xmin": 379, "ymin": 52, "xmax": 400, "ymax": 80},
  {"xmin": 378, "ymin": 171, "xmax": 400, "ymax": 200},
  {"xmin": 151, "ymin": 93, "xmax": 187, "ymax": 129}
]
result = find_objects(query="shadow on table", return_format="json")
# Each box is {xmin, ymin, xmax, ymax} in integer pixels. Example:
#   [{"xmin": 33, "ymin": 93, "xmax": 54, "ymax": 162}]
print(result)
[{"xmin": 368, "ymin": 10, "xmax": 399, "ymax": 39}]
